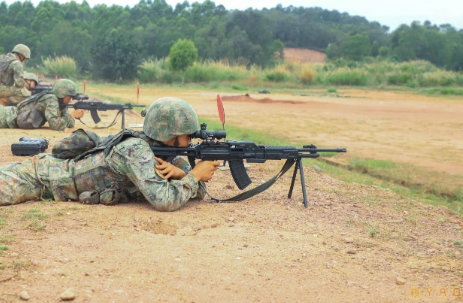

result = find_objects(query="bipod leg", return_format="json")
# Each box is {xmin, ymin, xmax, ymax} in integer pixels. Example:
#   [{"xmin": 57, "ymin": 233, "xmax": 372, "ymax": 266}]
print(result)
[
  {"xmin": 297, "ymin": 158, "xmax": 308, "ymax": 208},
  {"xmin": 121, "ymin": 110, "xmax": 125, "ymax": 129},
  {"xmin": 288, "ymin": 159, "xmax": 298, "ymax": 199},
  {"xmin": 287, "ymin": 159, "xmax": 309, "ymax": 208}
]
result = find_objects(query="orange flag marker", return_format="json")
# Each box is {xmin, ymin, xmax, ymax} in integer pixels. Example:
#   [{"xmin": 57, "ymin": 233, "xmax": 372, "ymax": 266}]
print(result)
[{"xmin": 136, "ymin": 82, "xmax": 140, "ymax": 103}]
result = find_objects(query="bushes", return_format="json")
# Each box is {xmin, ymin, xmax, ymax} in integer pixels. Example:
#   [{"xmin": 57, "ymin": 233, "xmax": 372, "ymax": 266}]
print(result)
[
  {"xmin": 324, "ymin": 68, "xmax": 368, "ymax": 86},
  {"xmin": 41, "ymin": 56, "xmax": 78, "ymax": 78},
  {"xmin": 134, "ymin": 56, "xmax": 463, "ymax": 88}
]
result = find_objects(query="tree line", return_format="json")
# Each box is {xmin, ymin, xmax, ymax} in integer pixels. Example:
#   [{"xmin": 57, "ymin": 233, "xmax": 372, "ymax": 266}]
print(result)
[{"xmin": 1, "ymin": 0, "xmax": 462, "ymax": 82}]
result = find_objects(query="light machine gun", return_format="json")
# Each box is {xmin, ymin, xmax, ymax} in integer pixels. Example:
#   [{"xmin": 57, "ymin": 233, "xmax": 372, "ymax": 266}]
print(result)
[
  {"xmin": 151, "ymin": 123, "xmax": 347, "ymax": 207},
  {"xmin": 60, "ymin": 94, "xmax": 145, "ymax": 129}
]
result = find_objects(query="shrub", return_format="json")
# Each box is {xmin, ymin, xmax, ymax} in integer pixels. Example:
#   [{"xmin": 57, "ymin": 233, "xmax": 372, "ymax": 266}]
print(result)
[
  {"xmin": 138, "ymin": 58, "xmax": 165, "ymax": 83},
  {"xmin": 265, "ymin": 65, "xmax": 289, "ymax": 82},
  {"xmin": 387, "ymin": 72, "xmax": 413, "ymax": 85},
  {"xmin": 299, "ymin": 64, "xmax": 316, "ymax": 84},
  {"xmin": 231, "ymin": 84, "xmax": 247, "ymax": 90},
  {"xmin": 41, "ymin": 55, "xmax": 78, "ymax": 78},
  {"xmin": 325, "ymin": 68, "xmax": 368, "ymax": 86}
]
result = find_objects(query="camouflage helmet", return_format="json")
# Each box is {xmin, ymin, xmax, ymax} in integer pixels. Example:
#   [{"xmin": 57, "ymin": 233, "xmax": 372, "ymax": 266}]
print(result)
[
  {"xmin": 51, "ymin": 79, "xmax": 77, "ymax": 98},
  {"xmin": 12, "ymin": 44, "xmax": 31, "ymax": 59},
  {"xmin": 143, "ymin": 97, "xmax": 199, "ymax": 141},
  {"xmin": 24, "ymin": 72, "xmax": 38, "ymax": 84}
]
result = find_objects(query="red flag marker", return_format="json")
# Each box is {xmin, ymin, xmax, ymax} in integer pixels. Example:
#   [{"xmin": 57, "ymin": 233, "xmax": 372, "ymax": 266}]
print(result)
[
  {"xmin": 83, "ymin": 80, "xmax": 87, "ymax": 93},
  {"xmin": 136, "ymin": 82, "xmax": 140, "ymax": 103},
  {"xmin": 55, "ymin": 75, "xmax": 58, "ymax": 80},
  {"xmin": 216, "ymin": 94, "xmax": 225, "ymax": 130}
]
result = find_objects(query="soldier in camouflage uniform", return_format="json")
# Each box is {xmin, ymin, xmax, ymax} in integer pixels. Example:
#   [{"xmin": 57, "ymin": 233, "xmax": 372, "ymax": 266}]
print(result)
[
  {"xmin": 0, "ymin": 72, "xmax": 39, "ymax": 106},
  {"xmin": 0, "ymin": 44, "xmax": 30, "ymax": 100},
  {"xmin": 0, "ymin": 97, "xmax": 220, "ymax": 211},
  {"xmin": 0, "ymin": 78, "xmax": 84, "ymax": 131}
]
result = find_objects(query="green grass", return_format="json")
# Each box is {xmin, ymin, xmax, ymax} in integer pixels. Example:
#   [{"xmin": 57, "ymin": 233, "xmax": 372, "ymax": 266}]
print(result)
[
  {"xmin": 22, "ymin": 207, "xmax": 49, "ymax": 220},
  {"xmin": 421, "ymin": 87, "xmax": 463, "ymax": 96},
  {"xmin": 0, "ymin": 234, "xmax": 13, "ymax": 244},
  {"xmin": 0, "ymin": 245, "xmax": 8, "ymax": 253},
  {"xmin": 22, "ymin": 207, "xmax": 49, "ymax": 231}
]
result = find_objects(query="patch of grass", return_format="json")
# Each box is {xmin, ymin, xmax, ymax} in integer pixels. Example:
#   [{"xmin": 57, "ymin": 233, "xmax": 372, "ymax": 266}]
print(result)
[
  {"xmin": 0, "ymin": 234, "xmax": 13, "ymax": 244},
  {"xmin": 0, "ymin": 245, "xmax": 8, "ymax": 253},
  {"xmin": 12, "ymin": 259, "xmax": 24, "ymax": 271},
  {"xmin": 54, "ymin": 207, "xmax": 64, "ymax": 216},
  {"xmin": 0, "ymin": 218, "xmax": 6, "ymax": 229},
  {"xmin": 369, "ymin": 226, "xmax": 377, "ymax": 237},
  {"xmin": 231, "ymin": 84, "xmax": 247, "ymax": 91},
  {"xmin": 22, "ymin": 207, "xmax": 49, "ymax": 231},
  {"xmin": 22, "ymin": 207, "xmax": 49, "ymax": 220},
  {"xmin": 327, "ymin": 87, "xmax": 338, "ymax": 93}
]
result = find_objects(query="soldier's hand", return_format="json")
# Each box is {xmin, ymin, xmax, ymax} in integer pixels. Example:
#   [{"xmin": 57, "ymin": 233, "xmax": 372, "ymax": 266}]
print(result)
[
  {"xmin": 190, "ymin": 160, "xmax": 220, "ymax": 182},
  {"xmin": 71, "ymin": 109, "xmax": 85, "ymax": 119},
  {"xmin": 154, "ymin": 157, "xmax": 187, "ymax": 180}
]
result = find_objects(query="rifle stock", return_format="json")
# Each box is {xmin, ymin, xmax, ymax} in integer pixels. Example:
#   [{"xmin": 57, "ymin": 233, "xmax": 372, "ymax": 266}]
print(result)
[{"xmin": 151, "ymin": 123, "xmax": 347, "ymax": 207}]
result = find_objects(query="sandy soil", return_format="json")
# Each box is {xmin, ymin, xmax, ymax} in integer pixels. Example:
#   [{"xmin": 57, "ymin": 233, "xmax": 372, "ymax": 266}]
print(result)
[
  {"xmin": 1, "ymin": 89, "xmax": 463, "ymax": 302},
  {"xmin": 284, "ymin": 48, "xmax": 326, "ymax": 63}
]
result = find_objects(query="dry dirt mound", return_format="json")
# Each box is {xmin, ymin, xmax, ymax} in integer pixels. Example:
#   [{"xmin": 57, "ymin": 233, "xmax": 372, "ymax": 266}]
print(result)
[{"xmin": 284, "ymin": 47, "xmax": 326, "ymax": 63}]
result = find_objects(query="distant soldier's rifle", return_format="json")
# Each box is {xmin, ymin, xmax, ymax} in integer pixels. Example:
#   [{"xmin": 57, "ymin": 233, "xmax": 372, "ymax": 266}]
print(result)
[
  {"xmin": 60, "ymin": 94, "xmax": 145, "ymax": 129},
  {"xmin": 30, "ymin": 83, "xmax": 52, "ymax": 95}
]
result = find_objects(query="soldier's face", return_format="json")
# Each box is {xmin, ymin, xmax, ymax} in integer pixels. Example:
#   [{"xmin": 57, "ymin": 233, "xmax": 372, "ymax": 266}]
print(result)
[
  {"xmin": 163, "ymin": 135, "xmax": 191, "ymax": 147},
  {"xmin": 25, "ymin": 80, "xmax": 36, "ymax": 90},
  {"xmin": 62, "ymin": 96, "xmax": 72, "ymax": 104}
]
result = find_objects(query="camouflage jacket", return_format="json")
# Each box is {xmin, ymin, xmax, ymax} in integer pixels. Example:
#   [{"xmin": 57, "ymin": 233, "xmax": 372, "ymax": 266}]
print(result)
[
  {"xmin": 0, "ymin": 53, "xmax": 24, "ymax": 88},
  {"xmin": 0, "ymin": 137, "xmax": 201, "ymax": 211},
  {"xmin": 14, "ymin": 93, "xmax": 75, "ymax": 130}
]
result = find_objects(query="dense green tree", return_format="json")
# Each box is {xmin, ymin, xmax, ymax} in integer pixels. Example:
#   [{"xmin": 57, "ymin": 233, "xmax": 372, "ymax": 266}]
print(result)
[
  {"xmin": 91, "ymin": 28, "xmax": 141, "ymax": 82},
  {"xmin": 1, "ymin": 0, "xmax": 463, "ymax": 80},
  {"xmin": 342, "ymin": 34, "xmax": 371, "ymax": 60},
  {"xmin": 168, "ymin": 39, "xmax": 198, "ymax": 72}
]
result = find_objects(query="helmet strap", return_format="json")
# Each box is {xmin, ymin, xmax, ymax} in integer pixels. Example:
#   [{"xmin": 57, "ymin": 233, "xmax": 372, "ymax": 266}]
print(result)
[{"xmin": 173, "ymin": 136, "xmax": 180, "ymax": 147}]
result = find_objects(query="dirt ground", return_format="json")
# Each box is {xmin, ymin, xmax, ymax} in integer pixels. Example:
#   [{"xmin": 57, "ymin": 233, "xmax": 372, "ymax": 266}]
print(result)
[
  {"xmin": 1, "ymin": 89, "xmax": 463, "ymax": 302},
  {"xmin": 284, "ymin": 48, "xmax": 326, "ymax": 63}
]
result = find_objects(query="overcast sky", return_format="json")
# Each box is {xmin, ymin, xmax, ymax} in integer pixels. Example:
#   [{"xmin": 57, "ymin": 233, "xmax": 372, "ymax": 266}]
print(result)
[{"xmin": 4, "ymin": 0, "xmax": 463, "ymax": 32}]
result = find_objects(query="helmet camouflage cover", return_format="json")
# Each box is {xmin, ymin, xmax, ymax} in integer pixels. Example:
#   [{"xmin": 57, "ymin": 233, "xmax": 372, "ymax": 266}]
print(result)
[
  {"xmin": 24, "ymin": 72, "xmax": 38, "ymax": 84},
  {"xmin": 12, "ymin": 44, "xmax": 31, "ymax": 59},
  {"xmin": 51, "ymin": 79, "xmax": 77, "ymax": 98},
  {"xmin": 143, "ymin": 97, "xmax": 199, "ymax": 141}
]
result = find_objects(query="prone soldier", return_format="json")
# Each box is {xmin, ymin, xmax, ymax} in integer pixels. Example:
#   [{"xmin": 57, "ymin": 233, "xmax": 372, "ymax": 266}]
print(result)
[
  {"xmin": 0, "ymin": 79, "xmax": 85, "ymax": 131},
  {"xmin": 0, "ymin": 97, "xmax": 220, "ymax": 211}
]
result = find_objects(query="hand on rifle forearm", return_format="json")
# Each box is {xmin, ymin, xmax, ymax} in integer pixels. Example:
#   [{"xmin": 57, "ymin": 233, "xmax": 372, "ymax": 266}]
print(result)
[
  {"xmin": 190, "ymin": 160, "xmax": 220, "ymax": 182},
  {"xmin": 71, "ymin": 109, "xmax": 85, "ymax": 119},
  {"xmin": 154, "ymin": 157, "xmax": 187, "ymax": 180}
]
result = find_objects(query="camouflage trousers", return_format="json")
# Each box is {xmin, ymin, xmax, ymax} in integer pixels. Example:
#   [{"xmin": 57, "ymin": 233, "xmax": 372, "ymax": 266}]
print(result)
[
  {"xmin": 0, "ymin": 84, "xmax": 30, "ymax": 106},
  {"xmin": 0, "ymin": 154, "xmax": 79, "ymax": 206},
  {"xmin": 0, "ymin": 105, "xmax": 18, "ymax": 128},
  {"xmin": 0, "ymin": 159, "xmax": 44, "ymax": 206}
]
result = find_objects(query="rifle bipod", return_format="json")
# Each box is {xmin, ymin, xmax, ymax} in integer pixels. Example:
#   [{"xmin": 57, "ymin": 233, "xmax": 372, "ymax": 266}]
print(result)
[{"xmin": 287, "ymin": 158, "xmax": 309, "ymax": 208}]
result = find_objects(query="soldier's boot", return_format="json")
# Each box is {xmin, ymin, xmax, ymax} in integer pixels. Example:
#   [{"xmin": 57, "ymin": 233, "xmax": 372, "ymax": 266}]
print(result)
[
  {"xmin": 99, "ymin": 187, "xmax": 121, "ymax": 206},
  {"xmin": 79, "ymin": 191, "xmax": 100, "ymax": 204}
]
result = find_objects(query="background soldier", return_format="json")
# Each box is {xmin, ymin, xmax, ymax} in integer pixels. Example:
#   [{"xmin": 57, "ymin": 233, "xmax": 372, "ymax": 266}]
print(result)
[
  {"xmin": 0, "ymin": 72, "xmax": 39, "ymax": 106},
  {"xmin": 0, "ymin": 78, "xmax": 84, "ymax": 131},
  {"xmin": 0, "ymin": 44, "xmax": 30, "ymax": 100},
  {"xmin": 0, "ymin": 97, "xmax": 220, "ymax": 211}
]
